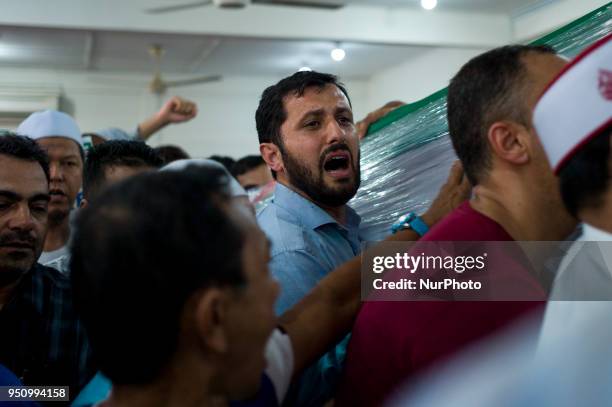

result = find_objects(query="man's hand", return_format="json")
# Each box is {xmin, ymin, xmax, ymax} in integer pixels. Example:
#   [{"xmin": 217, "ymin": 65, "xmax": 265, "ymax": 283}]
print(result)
[
  {"xmin": 137, "ymin": 96, "xmax": 198, "ymax": 141},
  {"xmin": 356, "ymin": 100, "xmax": 406, "ymax": 140},
  {"xmin": 422, "ymin": 160, "xmax": 471, "ymax": 226},
  {"xmin": 156, "ymin": 96, "xmax": 198, "ymax": 124}
]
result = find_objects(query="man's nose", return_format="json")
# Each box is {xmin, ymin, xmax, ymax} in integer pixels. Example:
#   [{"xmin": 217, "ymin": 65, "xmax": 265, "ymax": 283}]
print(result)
[
  {"xmin": 324, "ymin": 119, "xmax": 346, "ymax": 145},
  {"xmin": 9, "ymin": 204, "xmax": 36, "ymax": 232},
  {"xmin": 49, "ymin": 162, "xmax": 64, "ymax": 181}
]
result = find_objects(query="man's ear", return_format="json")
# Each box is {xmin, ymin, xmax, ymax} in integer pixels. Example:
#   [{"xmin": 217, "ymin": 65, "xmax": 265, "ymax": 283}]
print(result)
[
  {"xmin": 260, "ymin": 143, "xmax": 283, "ymax": 175},
  {"xmin": 79, "ymin": 198, "xmax": 89, "ymax": 208},
  {"xmin": 194, "ymin": 288, "xmax": 230, "ymax": 354},
  {"xmin": 487, "ymin": 121, "xmax": 530, "ymax": 166}
]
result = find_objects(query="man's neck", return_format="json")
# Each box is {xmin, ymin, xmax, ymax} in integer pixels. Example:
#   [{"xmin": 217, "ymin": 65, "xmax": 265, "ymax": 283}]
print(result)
[
  {"xmin": 470, "ymin": 174, "xmax": 576, "ymax": 241},
  {"xmin": 279, "ymin": 181, "xmax": 347, "ymax": 225},
  {"xmin": 44, "ymin": 219, "xmax": 71, "ymax": 253}
]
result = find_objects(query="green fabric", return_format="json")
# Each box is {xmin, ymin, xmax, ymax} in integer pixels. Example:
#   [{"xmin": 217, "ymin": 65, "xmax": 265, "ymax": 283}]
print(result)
[{"xmin": 352, "ymin": 3, "xmax": 611, "ymax": 240}]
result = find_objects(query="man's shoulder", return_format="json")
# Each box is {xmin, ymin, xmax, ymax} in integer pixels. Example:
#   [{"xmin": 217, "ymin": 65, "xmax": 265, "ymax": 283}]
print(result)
[
  {"xmin": 258, "ymin": 202, "xmax": 311, "ymax": 254},
  {"xmin": 258, "ymin": 197, "xmax": 302, "ymax": 226},
  {"xmin": 422, "ymin": 201, "xmax": 512, "ymax": 241}
]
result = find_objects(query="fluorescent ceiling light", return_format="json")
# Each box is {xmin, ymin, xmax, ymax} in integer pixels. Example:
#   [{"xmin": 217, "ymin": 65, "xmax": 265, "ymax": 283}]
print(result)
[
  {"xmin": 421, "ymin": 0, "xmax": 437, "ymax": 10},
  {"xmin": 331, "ymin": 47, "xmax": 345, "ymax": 62}
]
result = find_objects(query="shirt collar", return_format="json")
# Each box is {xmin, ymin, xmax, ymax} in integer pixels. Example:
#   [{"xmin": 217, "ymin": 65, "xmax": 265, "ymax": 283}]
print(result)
[
  {"xmin": 273, "ymin": 183, "xmax": 361, "ymax": 231},
  {"xmin": 581, "ymin": 223, "xmax": 612, "ymax": 241}
]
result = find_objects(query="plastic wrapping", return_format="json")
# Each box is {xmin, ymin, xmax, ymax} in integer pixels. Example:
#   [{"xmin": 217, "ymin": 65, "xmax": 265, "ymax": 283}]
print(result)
[{"xmin": 350, "ymin": 3, "xmax": 612, "ymax": 240}]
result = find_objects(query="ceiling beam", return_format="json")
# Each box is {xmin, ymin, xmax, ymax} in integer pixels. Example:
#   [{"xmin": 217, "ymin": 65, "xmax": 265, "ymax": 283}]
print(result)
[{"xmin": 0, "ymin": 0, "xmax": 512, "ymax": 48}]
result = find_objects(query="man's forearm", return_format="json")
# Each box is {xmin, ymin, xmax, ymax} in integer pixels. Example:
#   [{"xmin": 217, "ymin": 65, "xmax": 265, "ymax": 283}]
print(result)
[{"xmin": 136, "ymin": 116, "xmax": 167, "ymax": 141}]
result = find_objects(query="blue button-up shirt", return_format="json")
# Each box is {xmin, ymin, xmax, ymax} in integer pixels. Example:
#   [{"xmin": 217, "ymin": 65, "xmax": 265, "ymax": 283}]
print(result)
[
  {"xmin": 257, "ymin": 183, "xmax": 362, "ymax": 314},
  {"xmin": 257, "ymin": 183, "xmax": 362, "ymax": 407}
]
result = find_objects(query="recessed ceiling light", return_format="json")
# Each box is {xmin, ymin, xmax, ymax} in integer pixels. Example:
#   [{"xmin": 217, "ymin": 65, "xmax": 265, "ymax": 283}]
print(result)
[
  {"xmin": 421, "ymin": 0, "xmax": 437, "ymax": 10},
  {"xmin": 331, "ymin": 47, "xmax": 346, "ymax": 62}
]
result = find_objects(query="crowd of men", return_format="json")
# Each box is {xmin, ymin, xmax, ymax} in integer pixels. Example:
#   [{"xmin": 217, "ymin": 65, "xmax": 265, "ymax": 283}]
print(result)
[{"xmin": 0, "ymin": 32, "xmax": 610, "ymax": 407}]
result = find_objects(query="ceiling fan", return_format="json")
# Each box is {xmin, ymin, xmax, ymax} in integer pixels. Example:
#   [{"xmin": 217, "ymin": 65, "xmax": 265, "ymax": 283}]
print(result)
[
  {"xmin": 147, "ymin": 44, "xmax": 221, "ymax": 95},
  {"xmin": 145, "ymin": 0, "xmax": 344, "ymax": 13}
]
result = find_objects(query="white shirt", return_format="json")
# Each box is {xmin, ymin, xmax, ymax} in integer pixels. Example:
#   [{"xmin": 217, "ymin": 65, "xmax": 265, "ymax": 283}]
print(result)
[
  {"xmin": 38, "ymin": 245, "xmax": 69, "ymax": 267},
  {"xmin": 538, "ymin": 223, "xmax": 612, "ymax": 352}
]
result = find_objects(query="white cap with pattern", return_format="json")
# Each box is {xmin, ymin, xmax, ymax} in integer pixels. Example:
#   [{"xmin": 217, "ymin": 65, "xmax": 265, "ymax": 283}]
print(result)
[{"xmin": 534, "ymin": 34, "xmax": 612, "ymax": 174}]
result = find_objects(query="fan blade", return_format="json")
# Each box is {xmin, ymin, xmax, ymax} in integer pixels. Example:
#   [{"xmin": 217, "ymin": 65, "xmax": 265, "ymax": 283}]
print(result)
[
  {"xmin": 252, "ymin": 0, "xmax": 343, "ymax": 9},
  {"xmin": 165, "ymin": 75, "xmax": 222, "ymax": 87},
  {"xmin": 145, "ymin": 0, "xmax": 213, "ymax": 14}
]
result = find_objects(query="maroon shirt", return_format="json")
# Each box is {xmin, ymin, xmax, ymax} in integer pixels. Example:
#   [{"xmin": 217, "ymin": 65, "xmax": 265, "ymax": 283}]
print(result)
[{"xmin": 336, "ymin": 201, "xmax": 545, "ymax": 407}]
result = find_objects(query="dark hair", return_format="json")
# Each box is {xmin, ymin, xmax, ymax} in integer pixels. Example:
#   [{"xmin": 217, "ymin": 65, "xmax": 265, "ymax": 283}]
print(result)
[
  {"xmin": 208, "ymin": 155, "xmax": 235, "ymax": 171},
  {"xmin": 559, "ymin": 125, "xmax": 611, "ymax": 217},
  {"xmin": 232, "ymin": 155, "xmax": 265, "ymax": 177},
  {"xmin": 447, "ymin": 45, "xmax": 556, "ymax": 185},
  {"xmin": 71, "ymin": 167, "xmax": 246, "ymax": 385},
  {"xmin": 0, "ymin": 133, "xmax": 50, "ymax": 182},
  {"xmin": 154, "ymin": 144, "xmax": 190, "ymax": 165},
  {"xmin": 255, "ymin": 71, "xmax": 350, "ymax": 178},
  {"xmin": 83, "ymin": 140, "xmax": 163, "ymax": 200}
]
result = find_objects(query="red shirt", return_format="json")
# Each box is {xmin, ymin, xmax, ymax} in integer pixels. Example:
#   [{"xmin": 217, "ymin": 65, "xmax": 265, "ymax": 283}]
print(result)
[{"xmin": 336, "ymin": 201, "xmax": 545, "ymax": 407}]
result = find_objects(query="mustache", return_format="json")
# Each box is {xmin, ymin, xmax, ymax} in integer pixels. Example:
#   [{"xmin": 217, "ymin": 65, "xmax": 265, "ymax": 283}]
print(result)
[
  {"xmin": 0, "ymin": 231, "xmax": 37, "ymax": 248},
  {"xmin": 320, "ymin": 143, "xmax": 352, "ymax": 167}
]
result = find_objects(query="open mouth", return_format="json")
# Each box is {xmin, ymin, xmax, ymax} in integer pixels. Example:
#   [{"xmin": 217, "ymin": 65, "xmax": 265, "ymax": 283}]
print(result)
[{"xmin": 323, "ymin": 151, "xmax": 351, "ymax": 179}]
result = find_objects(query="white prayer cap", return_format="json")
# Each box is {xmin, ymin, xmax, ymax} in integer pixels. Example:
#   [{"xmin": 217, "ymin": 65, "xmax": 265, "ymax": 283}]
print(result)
[
  {"xmin": 17, "ymin": 110, "xmax": 83, "ymax": 146},
  {"xmin": 160, "ymin": 158, "xmax": 247, "ymax": 198},
  {"xmin": 534, "ymin": 34, "xmax": 612, "ymax": 174}
]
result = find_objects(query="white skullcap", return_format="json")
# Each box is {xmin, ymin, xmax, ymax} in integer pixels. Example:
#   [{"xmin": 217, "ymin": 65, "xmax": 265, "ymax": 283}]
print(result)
[
  {"xmin": 17, "ymin": 110, "xmax": 83, "ymax": 146},
  {"xmin": 160, "ymin": 158, "xmax": 247, "ymax": 198},
  {"xmin": 534, "ymin": 34, "xmax": 612, "ymax": 174}
]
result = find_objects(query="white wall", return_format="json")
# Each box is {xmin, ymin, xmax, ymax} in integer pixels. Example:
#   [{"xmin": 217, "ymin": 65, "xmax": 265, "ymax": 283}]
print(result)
[
  {"xmin": 0, "ymin": 67, "xmax": 369, "ymax": 159},
  {"xmin": 364, "ymin": 46, "xmax": 490, "ymax": 111}
]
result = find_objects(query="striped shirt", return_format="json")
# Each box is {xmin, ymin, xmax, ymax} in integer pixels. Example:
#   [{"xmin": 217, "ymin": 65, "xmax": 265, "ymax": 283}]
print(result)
[{"xmin": 0, "ymin": 263, "xmax": 95, "ymax": 399}]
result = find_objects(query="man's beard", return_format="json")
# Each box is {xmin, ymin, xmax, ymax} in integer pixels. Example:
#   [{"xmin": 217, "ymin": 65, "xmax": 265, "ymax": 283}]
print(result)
[{"xmin": 281, "ymin": 143, "xmax": 361, "ymax": 208}]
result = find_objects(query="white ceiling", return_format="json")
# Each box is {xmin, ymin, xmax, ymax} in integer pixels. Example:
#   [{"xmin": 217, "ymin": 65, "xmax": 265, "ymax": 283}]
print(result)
[
  {"xmin": 148, "ymin": 0, "xmax": 553, "ymax": 14},
  {"xmin": 0, "ymin": 26, "xmax": 432, "ymax": 79},
  {"xmin": 0, "ymin": 0, "xmax": 597, "ymax": 81}
]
